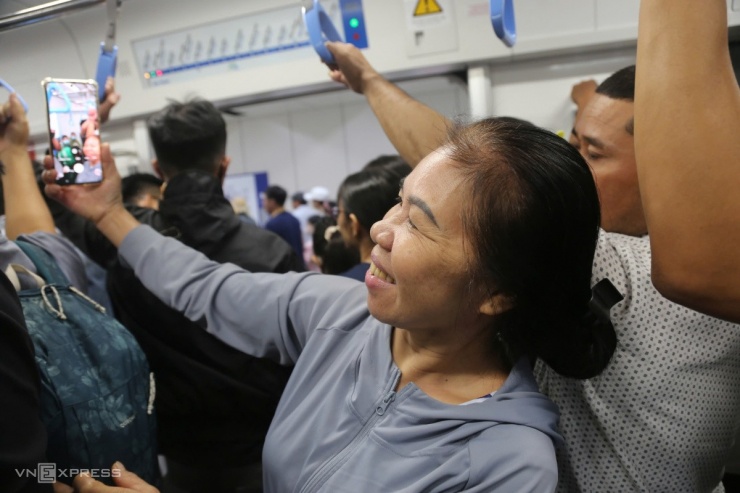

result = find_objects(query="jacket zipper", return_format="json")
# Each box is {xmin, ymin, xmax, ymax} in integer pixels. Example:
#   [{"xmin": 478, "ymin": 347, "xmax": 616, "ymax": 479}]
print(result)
[{"xmin": 298, "ymin": 369, "xmax": 400, "ymax": 493}]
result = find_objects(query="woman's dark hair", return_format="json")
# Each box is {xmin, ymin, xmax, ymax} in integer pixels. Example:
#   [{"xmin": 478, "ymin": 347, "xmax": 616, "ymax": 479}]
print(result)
[
  {"xmin": 362, "ymin": 155, "xmax": 412, "ymax": 182},
  {"xmin": 312, "ymin": 216, "xmax": 360, "ymax": 275},
  {"xmin": 337, "ymin": 164, "xmax": 411, "ymax": 233},
  {"xmin": 446, "ymin": 117, "xmax": 617, "ymax": 379}
]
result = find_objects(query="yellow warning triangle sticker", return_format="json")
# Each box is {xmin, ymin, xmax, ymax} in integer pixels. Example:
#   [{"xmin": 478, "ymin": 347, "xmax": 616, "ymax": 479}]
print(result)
[{"xmin": 414, "ymin": 0, "xmax": 443, "ymax": 16}]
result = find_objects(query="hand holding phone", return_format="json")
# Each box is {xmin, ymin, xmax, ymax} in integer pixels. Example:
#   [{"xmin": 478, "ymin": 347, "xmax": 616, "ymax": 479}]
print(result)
[
  {"xmin": 43, "ymin": 142, "xmax": 134, "ymax": 246},
  {"xmin": 42, "ymin": 78, "xmax": 104, "ymax": 186}
]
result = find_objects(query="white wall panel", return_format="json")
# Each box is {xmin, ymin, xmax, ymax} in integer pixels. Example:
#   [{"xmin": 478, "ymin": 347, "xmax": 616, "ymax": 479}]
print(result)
[
  {"xmin": 596, "ymin": 0, "xmax": 641, "ymax": 30},
  {"xmin": 516, "ymin": 0, "xmax": 595, "ymax": 41},
  {"xmin": 342, "ymin": 102, "xmax": 397, "ymax": 173},
  {"xmin": 223, "ymin": 117, "xmax": 245, "ymax": 174},
  {"xmin": 290, "ymin": 106, "xmax": 347, "ymax": 201},
  {"xmin": 237, "ymin": 113, "xmax": 295, "ymax": 192}
]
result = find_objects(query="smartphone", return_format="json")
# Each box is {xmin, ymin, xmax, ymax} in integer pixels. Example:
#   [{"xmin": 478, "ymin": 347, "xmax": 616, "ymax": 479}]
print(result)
[{"xmin": 42, "ymin": 78, "xmax": 103, "ymax": 185}]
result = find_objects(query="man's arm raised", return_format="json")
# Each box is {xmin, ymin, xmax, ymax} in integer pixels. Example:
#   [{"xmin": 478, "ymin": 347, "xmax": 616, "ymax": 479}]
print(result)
[
  {"xmin": 326, "ymin": 41, "xmax": 450, "ymax": 168},
  {"xmin": 634, "ymin": 0, "xmax": 740, "ymax": 322}
]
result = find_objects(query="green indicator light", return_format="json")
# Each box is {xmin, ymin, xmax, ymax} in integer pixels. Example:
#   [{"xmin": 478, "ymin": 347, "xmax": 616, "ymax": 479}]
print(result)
[{"xmin": 349, "ymin": 17, "xmax": 359, "ymax": 28}]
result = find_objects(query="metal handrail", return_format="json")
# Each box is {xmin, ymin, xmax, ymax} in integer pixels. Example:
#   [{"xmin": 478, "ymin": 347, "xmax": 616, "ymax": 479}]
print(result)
[{"xmin": 0, "ymin": 0, "xmax": 106, "ymax": 32}]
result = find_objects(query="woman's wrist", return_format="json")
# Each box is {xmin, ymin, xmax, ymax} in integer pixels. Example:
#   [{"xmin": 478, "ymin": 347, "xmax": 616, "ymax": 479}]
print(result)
[
  {"xmin": 95, "ymin": 204, "xmax": 141, "ymax": 247},
  {"xmin": 0, "ymin": 145, "xmax": 29, "ymax": 167}
]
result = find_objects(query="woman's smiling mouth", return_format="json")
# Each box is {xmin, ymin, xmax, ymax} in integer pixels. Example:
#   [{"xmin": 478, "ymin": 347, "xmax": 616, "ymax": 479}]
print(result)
[{"xmin": 369, "ymin": 261, "xmax": 395, "ymax": 284}]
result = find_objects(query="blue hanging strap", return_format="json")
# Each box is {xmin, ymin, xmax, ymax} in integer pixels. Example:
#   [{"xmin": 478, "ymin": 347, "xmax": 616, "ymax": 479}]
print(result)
[
  {"xmin": 0, "ymin": 78, "xmax": 29, "ymax": 113},
  {"xmin": 94, "ymin": 0, "xmax": 121, "ymax": 102},
  {"xmin": 302, "ymin": 0, "xmax": 344, "ymax": 65},
  {"xmin": 490, "ymin": 0, "xmax": 516, "ymax": 48}
]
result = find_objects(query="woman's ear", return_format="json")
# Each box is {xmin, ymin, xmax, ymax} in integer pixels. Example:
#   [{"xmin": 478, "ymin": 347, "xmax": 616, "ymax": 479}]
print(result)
[
  {"xmin": 349, "ymin": 213, "xmax": 362, "ymax": 239},
  {"xmin": 479, "ymin": 292, "xmax": 515, "ymax": 316}
]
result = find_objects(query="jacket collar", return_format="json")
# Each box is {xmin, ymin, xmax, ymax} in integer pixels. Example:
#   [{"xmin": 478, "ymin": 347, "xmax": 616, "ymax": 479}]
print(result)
[
  {"xmin": 158, "ymin": 171, "xmax": 242, "ymax": 254},
  {"xmin": 351, "ymin": 323, "xmax": 562, "ymax": 446}
]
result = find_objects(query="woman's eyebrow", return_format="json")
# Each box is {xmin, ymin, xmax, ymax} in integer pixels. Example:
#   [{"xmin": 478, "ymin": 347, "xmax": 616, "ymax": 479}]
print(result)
[
  {"xmin": 399, "ymin": 176, "xmax": 438, "ymax": 227},
  {"xmin": 408, "ymin": 195, "xmax": 438, "ymax": 227}
]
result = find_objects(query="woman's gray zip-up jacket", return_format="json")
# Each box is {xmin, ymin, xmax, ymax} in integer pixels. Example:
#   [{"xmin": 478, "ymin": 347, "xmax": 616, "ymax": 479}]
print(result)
[{"xmin": 120, "ymin": 225, "xmax": 564, "ymax": 492}]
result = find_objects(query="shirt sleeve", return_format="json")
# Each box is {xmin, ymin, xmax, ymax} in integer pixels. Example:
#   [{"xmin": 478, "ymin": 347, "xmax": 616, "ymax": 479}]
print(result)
[
  {"xmin": 589, "ymin": 230, "xmax": 652, "ymax": 324},
  {"xmin": 118, "ymin": 224, "xmax": 366, "ymax": 366}
]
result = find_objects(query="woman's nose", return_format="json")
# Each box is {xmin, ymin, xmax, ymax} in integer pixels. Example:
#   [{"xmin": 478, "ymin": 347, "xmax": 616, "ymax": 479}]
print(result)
[{"xmin": 370, "ymin": 217, "xmax": 394, "ymax": 251}]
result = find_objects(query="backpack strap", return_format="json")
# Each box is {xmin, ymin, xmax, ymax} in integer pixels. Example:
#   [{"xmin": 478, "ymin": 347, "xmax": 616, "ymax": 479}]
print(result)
[
  {"xmin": 4, "ymin": 263, "xmax": 46, "ymax": 291},
  {"xmin": 15, "ymin": 239, "xmax": 71, "ymax": 286}
]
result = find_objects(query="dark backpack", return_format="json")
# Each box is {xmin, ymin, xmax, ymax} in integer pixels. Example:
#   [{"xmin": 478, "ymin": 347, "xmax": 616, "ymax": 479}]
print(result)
[{"xmin": 9, "ymin": 240, "xmax": 158, "ymax": 486}]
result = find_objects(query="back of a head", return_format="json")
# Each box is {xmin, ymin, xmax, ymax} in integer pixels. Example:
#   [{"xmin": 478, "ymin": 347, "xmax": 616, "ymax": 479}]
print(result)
[
  {"xmin": 121, "ymin": 173, "xmax": 163, "ymax": 205},
  {"xmin": 292, "ymin": 192, "xmax": 307, "ymax": 206},
  {"xmin": 446, "ymin": 117, "xmax": 617, "ymax": 379},
  {"xmin": 147, "ymin": 98, "xmax": 226, "ymax": 176},
  {"xmin": 265, "ymin": 185, "xmax": 288, "ymax": 207},
  {"xmin": 338, "ymin": 165, "xmax": 411, "ymax": 233},
  {"xmin": 363, "ymin": 155, "xmax": 412, "ymax": 180},
  {"xmin": 362, "ymin": 155, "xmax": 412, "ymax": 191},
  {"xmin": 312, "ymin": 216, "xmax": 359, "ymax": 274},
  {"xmin": 596, "ymin": 65, "xmax": 636, "ymax": 102}
]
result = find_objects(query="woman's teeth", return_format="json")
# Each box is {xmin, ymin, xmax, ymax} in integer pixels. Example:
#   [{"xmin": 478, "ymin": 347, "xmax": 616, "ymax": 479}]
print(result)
[{"xmin": 369, "ymin": 262, "xmax": 395, "ymax": 284}]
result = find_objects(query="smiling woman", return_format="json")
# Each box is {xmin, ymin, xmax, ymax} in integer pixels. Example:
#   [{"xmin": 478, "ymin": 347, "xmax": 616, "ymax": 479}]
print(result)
[
  {"xmin": 43, "ymin": 117, "xmax": 619, "ymax": 493},
  {"xmin": 369, "ymin": 119, "xmax": 617, "ymax": 381}
]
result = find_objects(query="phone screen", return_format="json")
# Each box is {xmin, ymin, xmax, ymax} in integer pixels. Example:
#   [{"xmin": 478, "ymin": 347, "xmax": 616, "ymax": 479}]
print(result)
[{"xmin": 43, "ymin": 79, "xmax": 103, "ymax": 185}]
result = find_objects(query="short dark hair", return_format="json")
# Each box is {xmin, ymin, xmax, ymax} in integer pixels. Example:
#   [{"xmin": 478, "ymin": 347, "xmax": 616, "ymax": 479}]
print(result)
[
  {"xmin": 446, "ymin": 117, "xmax": 616, "ymax": 379},
  {"xmin": 292, "ymin": 192, "xmax": 307, "ymax": 205},
  {"xmin": 121, "ymin": 173, "xmax": 163, "ymax": 205},
  {"xmin": 596, "ymin": 65, "xmax": 635, "ymax": 101},
  {"xmin": 595, "ymin": 65, "xmax": 635, "ymax": 135},
  {"xmin": 265, "ymin": 185, "xmax": 287, "ymax": 206},
  {"xmin": 147, "ymin": 98, "xmax": 226, "ymax": 176},
  {"xmin": 338, "ymin": 165, "xmax": 411, "ymax": 232}
]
